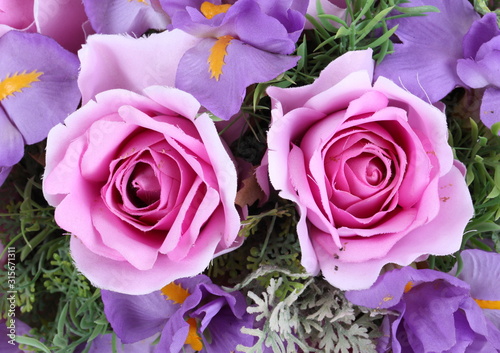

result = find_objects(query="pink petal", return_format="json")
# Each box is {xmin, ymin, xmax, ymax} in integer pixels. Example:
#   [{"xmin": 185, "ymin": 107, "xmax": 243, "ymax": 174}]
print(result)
[
  {"xmin": 267, "ymin": 107, "xmax": 326, "ymax": 204},
  {"xmin": 374, "ymin": 77, "xmax": 454, "ymax": 176},
  {"xmin": 267, "ymin": 49, "xmax": 374, "ymax": 115},
  {"xmin": 193, "ymin": 112, "xmax": 240, "ymax": 246},
  {"xmin": 70, "ymin": 230, "xmax": 221, "ymax": 294},
  {"xmin": 78, "ymin": 30, "xmax": 200, "ymax": 103},
  {"xmin": 34, "ymin": 0, "xmax": 92, "ymax": 53},
  {"xmin": 92, "ymin": 205, "xmax": 162, "ymax": 270}
]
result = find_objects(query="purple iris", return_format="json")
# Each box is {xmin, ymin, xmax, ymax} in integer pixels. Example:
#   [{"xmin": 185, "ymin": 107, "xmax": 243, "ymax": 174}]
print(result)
[
  {"xmin": 346, "ymin": 266, "xmax": 500, "ymax": 353},
  {"xmin": 101, "ymin": 274, "xmax": 255, "ymax": 352},
  {"xmin": 375, "ymin": 0, "xmax": 500, "ymax": 131},
  {"xmin": 0, "ymin": 30, "xmax": 80, "ymax": 185},
  {"xmin": 0, "ymin": 318, "xmax": 30, "ymax": 353},
  {"xmin": 450, "ymin": 249, "xmax": 500, "ymax": 331},
  {"xmin": 159, "ymin": 0, "xmax": 308, "ymax": 120},
  {"xmin": 83, "ymin": 0, "xmax": 170, "ymax": 36},
  {"xmin": 456, "ymin": 13, "xmax": 500, "ymax": 130},
  {"xmin": 81, "ymin": 333, "xmax": 159, "ymax": 353}
]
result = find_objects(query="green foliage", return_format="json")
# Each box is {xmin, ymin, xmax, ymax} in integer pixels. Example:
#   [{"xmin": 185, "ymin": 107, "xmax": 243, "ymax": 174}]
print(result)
[
  {"xmin": 208, "ymin": 203, "xmax": 306, "ymax": 300},
  {"xmin": 1, "ymin": 3, "xmax": 499, "ymax": 353},
  {"xmin": 2, "ymin": 237, "xmax": 110, "ymax": 353},
  {"xmin": 474, "ymin": 0, "xmax": 500, "ymax": 20},
  {"xmin": 236, "ymin": 277, "xmax": 381, "ymax": 353},
  {"xmin": 305, "ymin": 0, "xmax": 438, "ymax": 67},
  {"xmin": 445, "ymin": 90, "xmax": 500, "ymax": 254},
  {"xmin": 0, "ymin": 178, "xmax": 59, "ymax": 262},
  {"xmin": 0, "ymin": 180, "xmax": 109, "ymax": 353}
]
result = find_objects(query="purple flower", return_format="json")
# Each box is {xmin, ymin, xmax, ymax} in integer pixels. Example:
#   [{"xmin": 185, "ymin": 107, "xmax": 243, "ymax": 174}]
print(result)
[
  {"xmin": 0, "ymin": 30, "xmax": 80, "ymax": 185},
  {"xmin": 83, "ymin": 0, "xmax": 170, "ymax": 36},
  {"xmin": 101, "ymin": 275, "xmax": 255, "ymax": 352},
  {"xmin": 82, "ymin": 333, "xmax": 159, "ymax": 353},
  {"xmin": 159, "ymin": 0, "xmax": 307, "ymax": 120},
  {"xmin": 456, "ymin": 13, "xmax": 500, "ymax": 130},
  {"xmin": 0, "ymin": 318, "xmax": 31, "ymax": 353},
  {"xmin": 346, "ymin": 266, "xmax": 500, "ymax": 353},
  {"xmin": 375, "ymin": 0, "xmax": 500, "ymax": 131},
  {"xmin": 450, "ymin": 249, "xmax": 500, "ymax": 330}
]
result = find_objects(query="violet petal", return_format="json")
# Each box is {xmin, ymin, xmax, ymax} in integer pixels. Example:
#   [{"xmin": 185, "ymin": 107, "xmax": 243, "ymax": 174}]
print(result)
[
  {"xmin": 0, "ymin": 30, "xmax": 80, "ymax": 144},
  {"xmin": 375, "ymin": 0, "xmax": 479, "ymax": 102},
  {"xmin": 101, "ymin": 290, "xmax": 177, "ymax": 344},
  {"xmin": 176, "ymin": 37, "xmax": 299, "ymax": 120}
]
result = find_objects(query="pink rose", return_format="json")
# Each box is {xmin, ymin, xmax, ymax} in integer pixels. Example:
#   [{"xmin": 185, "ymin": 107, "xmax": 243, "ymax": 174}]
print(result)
[
  {"xmin": 43, "ymin": 86, "xmax": 243, "ymax": 294},
  {"xmin": 0, "ymin": 0, "xmax": 91, "ymax": 52},
  {"xmin": 34, "ymin": 0, "xmax": 92, "ymax": 53},
  {"xmin": 0, "ymin": 0, "xmax": 35, "ymax": 36},
  {"xmin": 266, "ymin": 49, "xmax": 474, "ymax": 290}
]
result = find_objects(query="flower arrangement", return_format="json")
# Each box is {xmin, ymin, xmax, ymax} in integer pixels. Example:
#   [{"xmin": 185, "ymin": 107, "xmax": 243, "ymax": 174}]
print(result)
[{"xmin": 1, "ymin": 0, "xmax": 500, "ymax": 352}]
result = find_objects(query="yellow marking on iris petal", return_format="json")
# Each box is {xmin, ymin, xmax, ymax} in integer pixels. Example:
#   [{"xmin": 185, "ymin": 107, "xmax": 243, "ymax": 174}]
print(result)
[
  {"xmin": 128, "ymin": 0, "xmax": 148, "ymax": 4},
  {"xmin": 383, "ymin": 295, "xmax": 393, "ymax": 302},
  {"xmin": 0, "ymin": 70, "xmax": 43, "ymax": 101},
  {"xmin": 207, "ymin": 35, "xmax": 234, "ymax": 81},
  {"xmin": 404, "ymin": 281, "xmax": 414, "ymax": 293},
  {"xmin": 185, "ymin": 318, "xmax": 203, "ymax": 351},
  {"xmin": 161, "ymin": 282, "xmax": 190, "ymax": 304},
  {"xmin": 200, "ymin": 1, "xmax": 231, "ymax": 19},
  {"xmin": 474, "ymin": 299, "xmax": 500, "ymax": 310}
]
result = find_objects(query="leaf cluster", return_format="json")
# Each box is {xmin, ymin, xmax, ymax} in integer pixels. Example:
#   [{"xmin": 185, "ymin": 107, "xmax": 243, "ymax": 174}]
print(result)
[
  {"xmin": 236, "ymin": 277, "xmax": 381, "ymax": 353},
  {"xmin": 305, "ymin": 0, "xmax": 438, "ymax": 68},
  {"xmin": 0, "ymin": 180, "xmax": 109, "ymax": 353},
  {"xmin": 473, "ymin": 0, "xmax": 500, "ymax": 21},
  {"xmin": 445, "ymin": 90, "xmax": 500, "ymax": 253}
]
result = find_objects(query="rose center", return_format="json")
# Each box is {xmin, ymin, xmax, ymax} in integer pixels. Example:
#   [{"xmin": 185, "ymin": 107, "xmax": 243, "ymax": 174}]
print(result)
[
  {"xmin": 365, "ymin": 158, "xmax": 385, "ymax": 186},
  {"xmin": 127, "ymin": 162, "xmax": 161, "ymax": 208}
]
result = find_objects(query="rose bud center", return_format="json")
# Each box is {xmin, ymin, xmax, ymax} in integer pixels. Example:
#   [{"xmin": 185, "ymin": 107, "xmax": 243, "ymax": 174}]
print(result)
[{"xmin": 127, "ymin": 162, "xmax": 161, "ymax": 208}]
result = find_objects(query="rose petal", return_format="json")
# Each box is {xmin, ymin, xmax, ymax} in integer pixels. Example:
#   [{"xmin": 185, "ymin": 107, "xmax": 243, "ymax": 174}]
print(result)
[
  {"xmin": 34, "ymin": 0, "xmax": 91, "ymax": 53},
  {"xmin": 78, "ymin": 30, "xmax": 200, "ymax": 104},
  {"xmin": 374, "ymin": 76, "xmax": 454, "ymax": 177},
  {"xmin": 267, "ymin": 49, "xmax": 374, "ymax": 115},
  {"xmin": 70, "ymin": 228, "xmax": 220, "ymax": 294}
]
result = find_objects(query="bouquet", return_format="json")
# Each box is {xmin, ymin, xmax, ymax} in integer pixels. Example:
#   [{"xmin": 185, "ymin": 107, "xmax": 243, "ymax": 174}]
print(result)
[{"xmin": 1, "ymin": 0, "xmax": 500, "ymax": 352}]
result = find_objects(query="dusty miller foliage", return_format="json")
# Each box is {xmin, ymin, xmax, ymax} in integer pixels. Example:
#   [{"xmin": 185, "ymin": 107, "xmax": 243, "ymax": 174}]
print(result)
[{"xmin": 234, "ymin": 273, "xmax": 381, "ymax": 353}]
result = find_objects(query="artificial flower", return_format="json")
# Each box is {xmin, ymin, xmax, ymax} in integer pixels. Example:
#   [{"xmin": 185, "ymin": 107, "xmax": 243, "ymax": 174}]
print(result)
[
  {"xmin": 42, "ymin": 86, "xmax": 243, "ymax": 294},
  {"xmin": 305, "ymin": 0, "xmax": 347, "ymax": 29},
  {"xmin": 266, "ymin": 49, "xmax": 474, "ymax": 290},
  {"xmin": 375, "ymin": 0, "xmax": 479, "ymax": 103},
  {"xmin": 450, "ymin": 249, "xmax": 500, "ymax": 329},
  {"xmin": 0, "ymin": 30, "xmax": 80, "ymax": 186},
  {"xmin": 34, "ymin": 0, "xmax": 92, "ymax": 53},
  {"xmin": 159, "ymin": 0, "xmax": 307, "ymax": 120},
  {"xmin": 77, "ymin": 29, "xmax": 199, "ymax": 104},
  {"xmin": 0, "ymin": 0, "xmax": 35, "ymax": 36},
  {"xmin": 0, "ymin": 319, "xmax": 31, "ymax": 353},
  {"xmin": 101, "ymin": 275, "xmax": 255, "ymax": 352},
  {"xmin": 456, "ymin": 12, "xmax": 500, "ymax": 130},
  {"xmin": 82, "ymin": 333, "xmax": 159, "ymax": 353},
  {"xmin": 0, "ymin": 0, "xmax": 91, "ymax": 53},
  {"xmin": 346, "ymin": 266, "xmax": 500, "ymax": 353},
  {"xmin": 83, "ymin": 0, "xmax": 169, "ymax": 36},
  {"xmin": 375, "ymin": 0, "xmax": 500, "ymax": 131}
]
